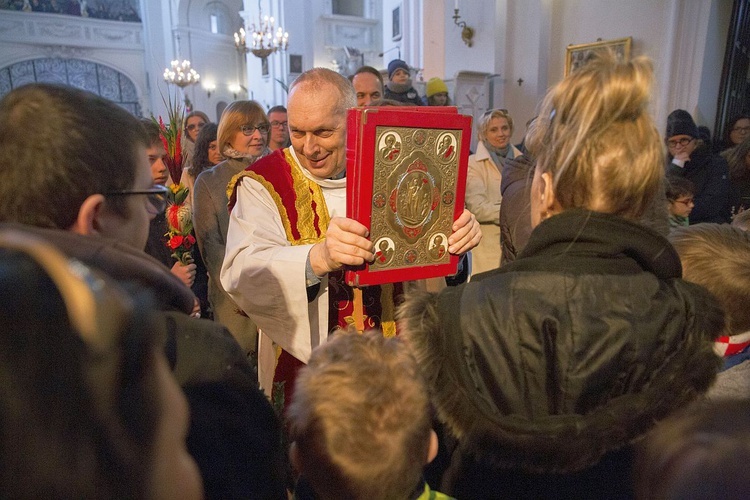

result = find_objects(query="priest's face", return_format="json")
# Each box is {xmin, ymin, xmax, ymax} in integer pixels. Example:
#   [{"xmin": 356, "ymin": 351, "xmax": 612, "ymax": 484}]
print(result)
[{"xmin": 287, "ymin": 82, "xmax": 348, "ymax": 179}]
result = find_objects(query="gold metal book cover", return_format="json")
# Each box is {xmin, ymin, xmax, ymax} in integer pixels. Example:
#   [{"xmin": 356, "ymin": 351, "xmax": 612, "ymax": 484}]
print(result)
[{"xmin": 369, "ymin": 125, "xmax": 462, "ymax": 271}]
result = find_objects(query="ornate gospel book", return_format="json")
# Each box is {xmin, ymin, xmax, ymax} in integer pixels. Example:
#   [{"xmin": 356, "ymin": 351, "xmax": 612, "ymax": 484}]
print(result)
[{"xmin": 345, "ymin": 106, "xmax": 472, "ymax": 287}]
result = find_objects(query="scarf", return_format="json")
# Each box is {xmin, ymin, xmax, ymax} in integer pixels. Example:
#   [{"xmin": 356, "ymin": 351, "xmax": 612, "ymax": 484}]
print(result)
[
  {"xmin": 387, "ymin": 80, "xmax": 414, "ymax": 94},
  {"xmin": 714, "ymin": 330, "xmax": 750, "ymax": 371},
  {"xmin": 222, "ymin": 144, "xmax": 270, "ymax": 163},
  {"xmin": 483, "ymin": 140, "xmax": 513, "ymax": 170}
]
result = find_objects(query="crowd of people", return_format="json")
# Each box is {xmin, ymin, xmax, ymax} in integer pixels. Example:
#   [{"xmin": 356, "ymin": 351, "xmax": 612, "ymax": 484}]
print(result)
[{"xmin": 1, "ymin": 50, "xmax": 750, "ymax": 499}]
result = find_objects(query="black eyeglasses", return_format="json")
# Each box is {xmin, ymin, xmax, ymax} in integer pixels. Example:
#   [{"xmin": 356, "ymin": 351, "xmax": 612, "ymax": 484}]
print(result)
[
  {"xmin": 270, "ymin": 120, "xmax": 288, "ymax": 128},
  {"xmin": 732, "ymin": 126, "xmax": 750, "ymax": 133},
  {"xmin": 240, "ymin": 123, "xmax": 270, "ymax": 136},
  {"xmin": 105, "ymin": 184, "xmax": 169, "ymax": 213},
  {"xmin": 672, "ymin": 198, "xmax": 694, "ymax": 206},
  {"xmin": 667, "ymin": 137, "xmax": 693, "ymax": 148},
  {"xmin": 186, "ymin": 122, "xmax": 206, "ymax": 132}
]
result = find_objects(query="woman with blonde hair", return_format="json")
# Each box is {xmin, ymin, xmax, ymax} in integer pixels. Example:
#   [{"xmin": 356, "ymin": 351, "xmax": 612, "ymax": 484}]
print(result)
[
  {"xmin": 465, "ymin": 109, "xmax": 523, "ymax": 273},
  {"xmin": 399, "ymin": 51, "xmax": 723, "ymax": 499},
  {"xmin": 193, "ymin": 101, "xmax": 270, "ymax": 356}
]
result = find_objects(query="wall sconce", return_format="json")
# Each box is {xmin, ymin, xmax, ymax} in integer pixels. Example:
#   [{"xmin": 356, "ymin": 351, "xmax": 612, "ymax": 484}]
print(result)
[
  {"xmin": 452, "ymin": 8, "xmax": 474, "ymax": 47},
  {"xmin": 204, "ymin": 82, "xmax": 216, "ymax": 98},
  {"xmin": 228, "ymin": 83, "xmax": 248, "ymax": 100}
]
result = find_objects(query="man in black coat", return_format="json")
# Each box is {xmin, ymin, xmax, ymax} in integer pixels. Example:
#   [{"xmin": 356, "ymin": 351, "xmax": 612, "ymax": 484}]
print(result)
[{"xmin": 666, "ymin": 109, "xmax": 731, "ymax": 224}]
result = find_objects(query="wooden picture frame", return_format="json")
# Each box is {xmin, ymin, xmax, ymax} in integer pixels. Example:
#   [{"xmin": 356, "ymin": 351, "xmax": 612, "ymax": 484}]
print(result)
[
  {"xmin": 565, "ymin": 37, "xmax": 632, "ymax": 77},
  {"xmin": 289, "ymin": 54, "xmax": 302, "ymax": 75},
  {"xmin": 392, "ymin": 5, "xmax": 402, "ymax": 41}
]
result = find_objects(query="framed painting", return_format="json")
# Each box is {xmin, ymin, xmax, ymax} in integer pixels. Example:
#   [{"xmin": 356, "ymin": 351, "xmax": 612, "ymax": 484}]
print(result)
[
  {"xmin": 289, "ymin": 54, "xmax": 302, "ymax": 74},
  {"xmin": 565, "ymin": 37, "xmax": 632, "ymax": 76}
]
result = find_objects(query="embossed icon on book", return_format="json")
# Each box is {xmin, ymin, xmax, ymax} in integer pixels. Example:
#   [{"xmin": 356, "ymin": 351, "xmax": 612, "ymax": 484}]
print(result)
[
  {"xmin": 428, "ymin": 233, "xmax": 448, "ymax": 260},
  {"xmin": 436, "ymin": 132, "xmax": 456, "ymax": 162},
  {"xmin": 373, "ymin": 192, "xmax": 387, "ymax": 209},
  {"xmin": 372, "ymin": 237, "xmax": 395, "ymax": 267},
  {"xmin": 378, "ymin": 132, "xmax": 402, "ymax": 163},
  {"xmin": 412, "ymin": 129, "xmax": 427, "ymax": 146},
  {"xmin": 389, "ymin": 157, "xmax": 440, "ymax": 241}
]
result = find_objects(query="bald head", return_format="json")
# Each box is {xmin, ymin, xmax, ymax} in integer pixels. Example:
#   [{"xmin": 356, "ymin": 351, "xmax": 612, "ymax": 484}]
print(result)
[{"xmin": 289, "ymin": 68, "xmax": 356, "ymax": 117}]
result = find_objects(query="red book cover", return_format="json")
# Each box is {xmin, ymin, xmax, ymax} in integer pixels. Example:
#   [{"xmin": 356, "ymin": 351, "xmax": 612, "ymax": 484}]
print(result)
[{"xmin": 345, "ymin": 107, "xmax": 472, "ymax": 287}]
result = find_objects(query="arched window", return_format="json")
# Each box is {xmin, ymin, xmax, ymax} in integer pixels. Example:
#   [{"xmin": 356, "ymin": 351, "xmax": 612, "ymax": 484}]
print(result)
[
  {"xmin": 0, "ymin": 58, "xmax": 140, "ymax": 115},
  {"xmin": 202, "ymin": 1, "xmax": 235, "ymax": 35}
]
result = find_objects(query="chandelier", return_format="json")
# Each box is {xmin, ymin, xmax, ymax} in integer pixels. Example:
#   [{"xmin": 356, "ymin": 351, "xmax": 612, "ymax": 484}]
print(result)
[
  {"xmin": 163, "ymin": 60, "xmax": 201, "ymax": 88},
  {"xmin": 234, "ymin": 2, "xmax": 288, "ymax": 60}
]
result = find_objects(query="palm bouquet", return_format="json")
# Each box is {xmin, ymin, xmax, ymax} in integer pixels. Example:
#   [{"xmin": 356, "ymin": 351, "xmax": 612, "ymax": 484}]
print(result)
[{"xmin": 152, "ymin": 94, "xmax": 194, "ymax": 264}]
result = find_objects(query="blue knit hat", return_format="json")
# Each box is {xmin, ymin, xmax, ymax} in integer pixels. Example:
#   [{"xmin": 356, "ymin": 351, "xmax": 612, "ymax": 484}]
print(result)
[{"xmin": 387, "ymin": 59, "xmax": 410, "ymax": 79}]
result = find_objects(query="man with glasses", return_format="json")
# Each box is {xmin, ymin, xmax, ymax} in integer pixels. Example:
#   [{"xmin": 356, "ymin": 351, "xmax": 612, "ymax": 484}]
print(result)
[
  {"xmin": 666, "ymin": 109, "xmax": 730, "ymax": 224},
  {"xmin": 267, "ymin": 105, "xmax": 290, "ymax": 150},
  {"xmin": 0, "ymin": 83, "xmax": 285, "ymax": 498}
]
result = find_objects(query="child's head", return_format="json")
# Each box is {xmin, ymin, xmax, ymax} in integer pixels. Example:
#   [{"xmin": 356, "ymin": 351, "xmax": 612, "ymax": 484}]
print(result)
[
  {"xmin": 666, "ymin": 175, "xmax": 695, "ymax": 219},
  {"xmin": 140, "ymin": 118, "xmax": 169, "ymax": 186},
  {"xmin": 287, "ymin": 330, "xmax": 436, "ymax": 500},
  {"xmin": 635, "ymin": 399, "xmax": 750, "ymax": 499},
  {"xmin": 387, "ymin": 59, "xmax": 411, "ymax": 85},
  {"xmin": 669, "ymin": 223, "xmax": 750, "ymax": 336}
]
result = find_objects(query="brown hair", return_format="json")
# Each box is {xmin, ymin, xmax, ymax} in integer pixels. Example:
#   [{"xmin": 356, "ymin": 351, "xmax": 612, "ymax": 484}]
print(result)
[
  {"xmin": 184, "ymin": 110, "xmax": 209, "ymax": 136},
  {"xmin": 665, "ymin": 175, "xmax": 695, "ymax": 202},
  {"xmin": 287, "ymin": 330, "xmax": 431, "ymax": 500},
  {"xmin": 216, "ymin": 100, "xmax": 269, "ymax": 155},
  {"xmin": 525, "ymin": 50, "xmax": 663, "ymax": 219},
  {"xmin": 669, "ymin": 223, "xmax": 750, "ymax": 335},
  {"xmin": 0, "ymin": 83, "xmax": 148, "ymax": 228},
  {"xmin": 635, "ymin": 400, "xmax": 750, "ymax": 499}
]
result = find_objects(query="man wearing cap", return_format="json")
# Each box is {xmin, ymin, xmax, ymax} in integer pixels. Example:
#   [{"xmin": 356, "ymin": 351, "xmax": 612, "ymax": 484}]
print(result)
[
  {"xmin": 424, "ymin": 77, "xmax": 452, "ymax": 106},
  {"xmin": 384, "ymin": 59, "xmax": 423, "ymax": 106},
  {"xmin": 665, "ymin": 109, "xmax": 730, "ymax": 224}
]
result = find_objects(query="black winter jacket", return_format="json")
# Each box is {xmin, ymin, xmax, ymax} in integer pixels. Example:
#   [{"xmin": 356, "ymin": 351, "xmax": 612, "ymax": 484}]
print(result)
[
  {"xmin": 400, "ymin": 210, "xmax": 723, "ymax": 499},
  {"xmin": 667, "ymin": 145, "xmax": 731, "ymax": 223}
]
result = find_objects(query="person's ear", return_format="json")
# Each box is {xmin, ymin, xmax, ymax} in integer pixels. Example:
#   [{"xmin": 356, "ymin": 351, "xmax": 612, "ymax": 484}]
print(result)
[
  {"xmin": 69, "ymin": 194, "xmax": 106, "ymax": 237},
  {"xmin": 426, "ymin": 429, "xmax": 439, "ymax": 465}
]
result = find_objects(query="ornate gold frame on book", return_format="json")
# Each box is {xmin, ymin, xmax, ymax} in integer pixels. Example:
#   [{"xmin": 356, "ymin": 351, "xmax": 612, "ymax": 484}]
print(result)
[
  {"xmin": 565, "ymin": 37, "xmax": 632, "ymax": 77},
  {"xmin": 345, "ymin": 106, "xmax": 472, "ymax": 287}
]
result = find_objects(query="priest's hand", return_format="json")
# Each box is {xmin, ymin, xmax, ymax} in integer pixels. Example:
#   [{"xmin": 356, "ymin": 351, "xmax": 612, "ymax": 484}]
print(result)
[
  {"xmin": 448, "ymin": 209, "xmax": 482, "ymax": 255},
  {"xmin": 309, "ymin": 217, "xmax": 375, "ymax": 276}
]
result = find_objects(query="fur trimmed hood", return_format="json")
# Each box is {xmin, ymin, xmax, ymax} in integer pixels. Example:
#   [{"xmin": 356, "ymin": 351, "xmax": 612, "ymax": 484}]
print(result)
[{"xmin": 398, "ymin": 210, "xmax": 724, "ymax": 474}]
